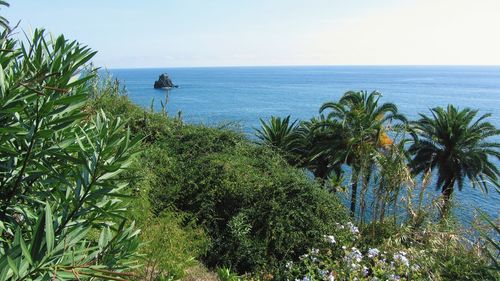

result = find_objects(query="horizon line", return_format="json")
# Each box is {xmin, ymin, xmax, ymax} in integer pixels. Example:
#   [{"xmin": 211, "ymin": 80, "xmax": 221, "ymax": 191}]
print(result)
[{"xmin": 103, "ymin": 64, "xmax": 500, "ymax": 70}]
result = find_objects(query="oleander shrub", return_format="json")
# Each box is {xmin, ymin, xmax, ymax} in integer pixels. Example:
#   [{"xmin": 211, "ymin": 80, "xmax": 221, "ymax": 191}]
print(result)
[{"xmin": 0, "ymin": 13, "xmax": 141, "ymax": 281}]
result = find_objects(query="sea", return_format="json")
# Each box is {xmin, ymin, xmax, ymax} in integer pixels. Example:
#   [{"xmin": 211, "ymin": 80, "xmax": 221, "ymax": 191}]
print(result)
[{"xmin": 107, "ymin": 66, "xmax": 500, "ymax": 225}]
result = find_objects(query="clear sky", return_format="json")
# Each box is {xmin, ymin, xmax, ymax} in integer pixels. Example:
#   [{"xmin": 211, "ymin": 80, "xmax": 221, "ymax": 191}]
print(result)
[{"xmin": 3, "ymin": 0, "xmax": 500, "ymax": 68}]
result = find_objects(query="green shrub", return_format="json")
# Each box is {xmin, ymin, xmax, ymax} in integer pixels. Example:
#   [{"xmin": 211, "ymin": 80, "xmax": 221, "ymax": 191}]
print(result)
[
  {"xmin": 0, "ymin": 25, "xmax": 141, "ymax": 280},
  {"xmin": 146, "ymin": 123, "xmax": 349, "ymax": 274}
]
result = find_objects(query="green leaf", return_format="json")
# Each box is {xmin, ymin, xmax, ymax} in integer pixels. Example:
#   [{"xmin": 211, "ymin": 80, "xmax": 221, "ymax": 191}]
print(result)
[
  {"xmin": 45, "ymin": 203, "xmax": 55, "ymax": 252},
  {"xmin": 20, "ymin": 236, "xmax": 33, "ymax": 266},
  {"xmin": 7, "ymin": 256, "xmax": 18, "ymax": 277},
  {"xmin": 30, "ymin": 211, "xmax": 46, "ymax": 260}
]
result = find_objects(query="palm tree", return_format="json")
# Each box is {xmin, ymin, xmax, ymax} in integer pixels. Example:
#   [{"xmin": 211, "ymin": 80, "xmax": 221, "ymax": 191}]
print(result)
[
  {"xmin": 255, "ymin": 115, "xmax": 300, "ymax": 164},
  {"xmin": 295, "ymin": 115, "xmax": 345, "ymax": 184},
  {"xmin": 320, "ymin": 90, "xmax": 406, "ymax": 217},
  {"xmin": 409, "ymin": 105, "xmax": 500, "ymax": 212},
  {"xmin": 256, "ymin": 115, "xmax": 345, "ymax": 185}
]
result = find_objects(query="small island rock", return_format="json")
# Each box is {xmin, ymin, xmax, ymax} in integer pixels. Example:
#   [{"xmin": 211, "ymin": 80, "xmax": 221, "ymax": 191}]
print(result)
[{"xmin": 154, "ymin": 73, "xmax": 177, "ymax": 89}]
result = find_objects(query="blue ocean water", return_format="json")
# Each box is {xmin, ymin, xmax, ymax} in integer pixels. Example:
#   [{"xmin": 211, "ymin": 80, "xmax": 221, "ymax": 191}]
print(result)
[{"xmin": 107, "ymin": 66, "xmax": 500, "ymax": 223}]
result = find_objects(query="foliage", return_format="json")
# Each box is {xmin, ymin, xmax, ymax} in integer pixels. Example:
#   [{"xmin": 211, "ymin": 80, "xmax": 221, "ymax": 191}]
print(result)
[
  {"xmin": 0, "ymin": 24, "xmax": 141, "ymax": 280},
  {"xmin": 85, "ymin": 72, "xmax": 212, "ymax": 281},
  {"xmin": 217, "ymin": 267, "xmax": 241, "ymax": 281},
  {"xmin": 283, "ymin": 219, "xmax": 499, "ymax": 281},
  {"xmin": 139, "ymin": 210, "xmax": 208, "ymax": 280},
  {"xmin": 0, "ymin": 1, "xmax": 9, "ymax": 32},
  {"xmin": 88, "ymin": 80, "xmax": 349, "ymax": 276},
  {"xmin": 319, "ymin": 90, "xmax": 407, "ymax": 217},
  {"xmin": 145, "ymin": 121, "xmax": 349, "ymax": 274},
  {"xmin": 409, "ymin": 105, "xmax": 500, "ymax": 211},
  {"xmin": 476, "ymin": 210, "xmax": 500, "ymax": 271},
  {"xmin": 295, "ymin": 115, "xmax": 346, "ymax": 183},
  {"xmin": 255, "ymin": 115, "xmax": 300, "ymax": 163},
  {"xmin": 282, "ymin": 221, "xmax": 424, "ymax": 280},
  {"xmin": 370, "ymin": 141, "xmax": 414, "ymax": 223}
]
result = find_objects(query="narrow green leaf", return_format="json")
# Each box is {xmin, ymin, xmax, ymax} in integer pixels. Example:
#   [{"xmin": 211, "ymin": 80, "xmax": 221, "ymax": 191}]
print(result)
[
  {"xmin": 45, "ymin": 203, "xmax": 54, "ymax": 252},
  {"xmin": 30, "ymin": 211, "xmax": 45, "ymax": 260},
  {"xmin": 19, "ymin": 236, "xmax": 33, "ymax": 266},
  {"xmin": 7, "ymin": 256, "xmax": 18, "ymax": 277}
]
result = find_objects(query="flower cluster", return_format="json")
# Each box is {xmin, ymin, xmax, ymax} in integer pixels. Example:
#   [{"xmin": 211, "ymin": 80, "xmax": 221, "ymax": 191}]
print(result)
[
  {"xmin": 346, "ymin": 222, "xmax": 359, "ymax": 235},
  {"xmin": 367, "ymin": 248, "xmax": 380, "ymax": 259},
  {"xmin": 393, "ymin": 251, "xmax": 409, "ymax": 267},
  {"xmin": 284, "ymin": 222, "xmax": 424, "ymax": 281}
]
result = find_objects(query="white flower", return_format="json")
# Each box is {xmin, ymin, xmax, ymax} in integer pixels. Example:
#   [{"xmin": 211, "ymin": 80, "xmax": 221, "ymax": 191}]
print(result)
[
  {"xmin": 393, "ymin": 251, "xmax": 409, "ymax": 267},
  {"xmin": 345, "ymin": 247, "xmax": 363, "ymax": 264},
  {"xmin": 342, "ymin": 245, "xmax": 347, "ymax": 250},
  {"xmin": 367, "ymin": 248, "xmax": 380, "ymax": 258},
  {"xmin": 327, "ymin": 273, "xmax": 335, "ymax": 281},
  {"xmin": 311, "ymin": 248, "xmax": 319, "ymax": 255},
  {"xmin": 388, "ymin": 274, "xmax": 401, "ymax": 281},
  {"xmin": 325, "ymin": 235, "xmax": 336, "ymax": 244},
  {"xmin": 319, "ymin": 269, "xmax": 328, "ymax": 277},
  {"xmin": 286, "ymin": 261, "xmax": 293, "ymax": 269},
  {"xmin": 362, "ymin": 266, "xmax": 369, "ymax": 276},
  {"xmin": 347, "ymin": 222, "xmax": 359, "ymax": 234}
]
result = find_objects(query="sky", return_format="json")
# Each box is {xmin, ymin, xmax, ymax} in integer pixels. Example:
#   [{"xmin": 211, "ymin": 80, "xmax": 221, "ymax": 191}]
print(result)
[{"xmin": 3, "ymin": 0, "xmax": 500, "ymax": 68}]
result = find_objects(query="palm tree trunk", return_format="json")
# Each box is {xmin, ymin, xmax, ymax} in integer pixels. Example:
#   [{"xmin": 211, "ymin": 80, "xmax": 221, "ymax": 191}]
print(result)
[
  {"xmin": 440, "ymin": 178, "xmax": 455, "ymax": 217},
  {"xmin": 350, "ymin": 172, "xmax": 359, "ymax": 217},
  {"xmin": 441, "ymin": 179, "xmax": 454, "ymax": 201}
]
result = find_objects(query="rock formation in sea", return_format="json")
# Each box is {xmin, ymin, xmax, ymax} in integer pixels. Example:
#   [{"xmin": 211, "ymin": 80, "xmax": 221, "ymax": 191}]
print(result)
[{"xmin": 154, "ymin": 73, "xmax": 178, "ymax": 89}]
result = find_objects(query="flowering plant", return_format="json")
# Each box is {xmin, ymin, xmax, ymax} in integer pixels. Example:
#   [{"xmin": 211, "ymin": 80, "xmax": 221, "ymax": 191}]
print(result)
[{"xmin": 283, "ymin": 223, "xmax": 425, "ymax": 281}]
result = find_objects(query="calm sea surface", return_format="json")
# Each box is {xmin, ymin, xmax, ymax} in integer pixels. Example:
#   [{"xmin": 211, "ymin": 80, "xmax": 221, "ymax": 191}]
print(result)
[{"xmin": 107, "ymin": 66, "xmax": 500, "ymax": 223}]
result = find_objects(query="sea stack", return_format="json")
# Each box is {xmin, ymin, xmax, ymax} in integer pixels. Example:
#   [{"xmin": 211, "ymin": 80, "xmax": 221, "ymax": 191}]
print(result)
[{"xmin": 154, "ymin": 73, "xmax": 177, "ymax": 89}]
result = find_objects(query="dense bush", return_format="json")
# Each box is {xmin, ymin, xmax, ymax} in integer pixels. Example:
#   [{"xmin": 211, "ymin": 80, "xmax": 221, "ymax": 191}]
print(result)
[
  {"xmin": 0, "ymin": 25, "xmax": 141, "ymax": 280},
  {"xmin": 143, "ymin": 122, "xmax": 349, "ymax": 274}
]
